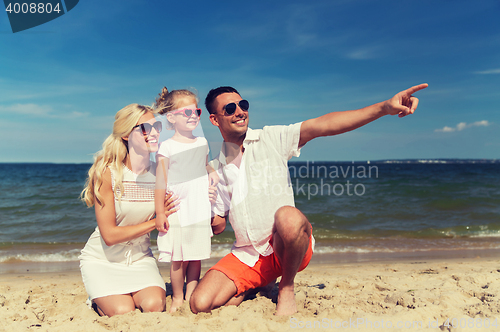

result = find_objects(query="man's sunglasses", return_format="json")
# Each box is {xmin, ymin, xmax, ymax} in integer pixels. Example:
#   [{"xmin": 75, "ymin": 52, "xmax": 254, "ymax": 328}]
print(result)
[
  {"xmin": 172, "ymin": 108, "xmax": 202, "ymax": 117},
  {"xmin": 132, "ymin": 121, "xmax": 162, "ymax": 135},
  {"xmin": 223, "ymin": 100, "xmax": 249, "ymax": 116}
]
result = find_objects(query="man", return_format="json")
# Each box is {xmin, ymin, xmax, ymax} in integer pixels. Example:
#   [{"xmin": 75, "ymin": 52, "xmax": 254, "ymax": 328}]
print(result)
[{"xmin": 190, "ymin": 83, "xmax": 428, "ymax": 315}]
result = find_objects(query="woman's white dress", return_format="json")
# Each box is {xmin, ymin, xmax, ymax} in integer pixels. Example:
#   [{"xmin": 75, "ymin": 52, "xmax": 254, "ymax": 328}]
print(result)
[
  {"xmin": 156, "ymin": 137, "xmax": 212, "ymax": 262},
  {"xmin": 79, "ymin": 166, "xmax": 165, "ymax": 300}
]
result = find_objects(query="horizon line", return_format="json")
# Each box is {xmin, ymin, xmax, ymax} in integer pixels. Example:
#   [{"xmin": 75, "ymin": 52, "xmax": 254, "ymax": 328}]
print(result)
[{"xmin": 0, "ymin": 158, "xmax": 498, "ymax": 165}]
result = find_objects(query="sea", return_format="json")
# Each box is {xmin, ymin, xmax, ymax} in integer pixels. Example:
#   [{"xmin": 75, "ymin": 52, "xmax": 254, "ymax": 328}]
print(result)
[{"xmin": 1, "ymin": 160, "xmax": 499, "ymax": 273}]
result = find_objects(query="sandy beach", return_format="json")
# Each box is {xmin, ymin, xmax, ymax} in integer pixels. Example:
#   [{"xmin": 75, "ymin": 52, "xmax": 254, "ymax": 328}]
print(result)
[{"xmin": 1, "ymin": 251, "xmax": 499, "ymax": 332}]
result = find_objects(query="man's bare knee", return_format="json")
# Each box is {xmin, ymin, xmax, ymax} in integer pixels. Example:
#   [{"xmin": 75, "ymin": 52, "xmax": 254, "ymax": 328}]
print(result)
[
  {"xmin": 274, "ymin": 205, "xmax": 299, "ymax": 221},
  {"xmin": 274, "ymin": 206, "xmax": 310, "ymax": 239},
  {"xmin": 190, "ymin": 290, "xmax": 213, "ymax": 314},
  {"xmin": 190, "ymin": 269, "xmax": 238, "ymax": 314}
]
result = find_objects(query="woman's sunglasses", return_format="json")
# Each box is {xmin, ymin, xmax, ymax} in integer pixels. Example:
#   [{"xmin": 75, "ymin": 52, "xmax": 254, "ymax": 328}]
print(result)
[
  {"xmin": 223, "ymin": 100, "xmax": 249, "ymax": 116},
  {"xmin": 132, "ymin": 121, "xmax": 162, "ymax": 135},
  {"xmin": 172, "ymin": 108, "xmax": 202, "ymax": 117}
]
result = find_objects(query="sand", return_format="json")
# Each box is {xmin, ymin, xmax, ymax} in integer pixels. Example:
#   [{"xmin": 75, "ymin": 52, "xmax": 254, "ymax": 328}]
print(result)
[{"xmin": 1, "ymin": 252, "xmax": 499, "ymax": 332}]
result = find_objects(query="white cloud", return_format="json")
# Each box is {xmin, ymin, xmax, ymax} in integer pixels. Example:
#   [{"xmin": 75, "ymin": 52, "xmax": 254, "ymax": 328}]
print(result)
[
  {"xmin": 435, "ymin": 120, "xmax": 490, "ymax": 133},
  {"xmin": 0, "ymin": 104, "xmax": 89, "ymax": 119},
  {"xmin": 474, "ymin": 69, "xmax": 500, "ymax": 75},
  {"xmin": 439, "ymin": 126, "xmax": 455, "ymax": 132},
  {"xmin": 456, "ymin": 122, "xmax": 467, "ymax": 131},
  {"xmin": 0, "ymin": 103, "xmax": 53, "ymax": 116},
  {"xmin": 346, "ymin": 46, "xmax": 381, "ymax": 60}
]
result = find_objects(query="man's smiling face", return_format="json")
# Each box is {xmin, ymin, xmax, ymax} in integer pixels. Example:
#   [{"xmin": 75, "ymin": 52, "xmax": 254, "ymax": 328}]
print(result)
[{"xmin": 209, "ymin": 92, "xmax": 249, "ymax": 141}]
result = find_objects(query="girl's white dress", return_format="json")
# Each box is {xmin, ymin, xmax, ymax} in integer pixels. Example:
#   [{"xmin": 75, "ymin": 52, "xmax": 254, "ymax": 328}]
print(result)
[
  {"xmin": 156, "ymin": 137, "xmax": 212, "ymax": 262},
  {"xmin": 79, "ymin": 166, "xmax": 165, "ymax": 300}
]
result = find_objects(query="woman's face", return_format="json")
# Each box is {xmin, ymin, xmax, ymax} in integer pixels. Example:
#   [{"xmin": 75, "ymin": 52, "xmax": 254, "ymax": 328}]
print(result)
[{"xmin": 127, "ymin": 112, "xmax": 161, "ymax": 154}]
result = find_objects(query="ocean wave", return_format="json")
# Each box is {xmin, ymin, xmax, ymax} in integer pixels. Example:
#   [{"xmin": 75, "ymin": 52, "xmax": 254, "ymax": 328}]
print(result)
[
  {"xmin": 308, "ymin": 224, "xmax": 500, "ymax": 241},
  {"xmin": 0, "ymin": 244, "xmax": 235, "ymax": 264},
  {"xmin": 2, "ymin": 239, "xmax": 499, "ymax": 264},
  {"xmin": 377, "ymin": 159, "xmax": 500, "ymax": 164},
  {"xmin": 469, "ymin": 232, "xmax": 500, "ymax": 238},
  {"xmin": 150, "ymin": 244, "xmax": 233, "ymax": 259},
  {"xmin": 0, "ymin": 249, "xmax": 82, "ymax": 263},
  {"xmin": 313, "ymin": 242, "xmax": 500, "ymax": 254}
]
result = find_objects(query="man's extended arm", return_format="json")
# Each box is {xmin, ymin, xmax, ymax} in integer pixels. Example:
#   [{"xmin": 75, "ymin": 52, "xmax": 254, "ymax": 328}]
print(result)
[{"xmin": 299, "ymin": 83, "xmax": 428, "ymax": 147}]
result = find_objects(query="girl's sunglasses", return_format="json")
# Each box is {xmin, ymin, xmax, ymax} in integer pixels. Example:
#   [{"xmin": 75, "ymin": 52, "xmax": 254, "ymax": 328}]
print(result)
[
  {"xmin": 223, "ymin": 100, "xmax": 249, "ymax": 116},
  {"xmin": 172, "ymin": 108, "xmax": 202, "ymax": 117},
  {"xmin": 132, "ymin": 121, "xmax": 162, "ymax": 135}
]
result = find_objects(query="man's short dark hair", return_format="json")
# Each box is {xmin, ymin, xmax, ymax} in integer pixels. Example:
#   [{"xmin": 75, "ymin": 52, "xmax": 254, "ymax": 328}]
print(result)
[{"xmin": 205, "ymin": 86, "xmax": 240, "ymax": 114}]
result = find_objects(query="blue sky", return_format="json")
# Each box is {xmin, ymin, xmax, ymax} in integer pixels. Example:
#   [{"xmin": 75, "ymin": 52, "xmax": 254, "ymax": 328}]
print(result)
[{"xmin": 1, "ymin": 0, "xmax": 499, "ymax": 162}]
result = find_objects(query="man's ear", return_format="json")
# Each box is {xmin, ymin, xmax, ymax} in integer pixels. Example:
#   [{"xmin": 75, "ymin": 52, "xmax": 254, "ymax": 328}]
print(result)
[{"xmin": 209, "ymin": 114, "xmax": 219, "ymax": 127}]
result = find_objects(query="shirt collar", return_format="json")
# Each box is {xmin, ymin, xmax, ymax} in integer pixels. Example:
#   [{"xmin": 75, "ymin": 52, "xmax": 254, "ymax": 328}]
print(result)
[{"xmin": 243, "ymin": 127, "xmax": 260, "ymax": 143}]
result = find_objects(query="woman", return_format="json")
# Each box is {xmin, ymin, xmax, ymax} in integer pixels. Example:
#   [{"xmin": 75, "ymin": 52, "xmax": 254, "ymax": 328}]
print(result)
[{"xmin": 79, "ymin": 104, "xmax": 177, "ymax": 316}]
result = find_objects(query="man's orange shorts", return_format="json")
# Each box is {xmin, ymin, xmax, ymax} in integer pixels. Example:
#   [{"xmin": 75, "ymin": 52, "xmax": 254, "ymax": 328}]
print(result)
[{"xmin": 208, "ymin": 228, "xmax": 314, "ymax": 296}]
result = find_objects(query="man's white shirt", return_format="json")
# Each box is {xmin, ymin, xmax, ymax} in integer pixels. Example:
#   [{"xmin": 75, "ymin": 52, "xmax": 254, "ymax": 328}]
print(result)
[{"xmin": 211, "ymin": 123, "xmax": 315, "ymax": 267}]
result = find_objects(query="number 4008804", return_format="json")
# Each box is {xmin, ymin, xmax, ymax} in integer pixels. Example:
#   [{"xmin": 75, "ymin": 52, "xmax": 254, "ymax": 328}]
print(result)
[{"xmin": 5, "ymin": 3, "xmax": 62, "ymax": 14}]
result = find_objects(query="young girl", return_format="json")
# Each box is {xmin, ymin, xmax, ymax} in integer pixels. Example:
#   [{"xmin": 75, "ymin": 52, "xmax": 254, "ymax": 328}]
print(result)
[{"xmin": 154, "ymin": 88, "xmax": 218, "ymax": 313}]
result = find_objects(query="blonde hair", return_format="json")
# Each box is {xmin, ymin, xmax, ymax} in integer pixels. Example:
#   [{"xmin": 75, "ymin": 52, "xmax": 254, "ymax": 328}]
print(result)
[
  {"xmin": 81, "ymin": 104, "xmax": 152, "ymax": 207},
  {"xmin": 153, "ymin": 87, "xmax": 198, "ymax": 128}
]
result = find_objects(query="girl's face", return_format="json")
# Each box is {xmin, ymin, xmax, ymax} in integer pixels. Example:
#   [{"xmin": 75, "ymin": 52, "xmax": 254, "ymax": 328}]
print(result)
[
  {"xmin": 167, "ymin": 97, "xmax": 200, "ymax": 133},
  {"xmin": 126, "ymin": 111, "xmax": 161, "ymax": 154}
]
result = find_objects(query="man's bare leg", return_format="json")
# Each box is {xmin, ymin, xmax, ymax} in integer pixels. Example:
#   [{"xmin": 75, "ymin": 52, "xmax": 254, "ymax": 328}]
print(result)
[
  {"xmin": 190, "ymin": 269, "xmax": 238, "ymax": 313},
  {"xmin": 224, "ymin": 291, "xmax": 247, "ymax": 307},
  {"xmin": 272, "ymin": 206, "xmax": 311, "ymax": 315}
]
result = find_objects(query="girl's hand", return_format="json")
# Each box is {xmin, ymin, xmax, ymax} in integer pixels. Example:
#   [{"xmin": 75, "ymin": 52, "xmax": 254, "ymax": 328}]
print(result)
[
  {"xmin": 207, "ymin": 171, "xmax": 219, "ymax": 204},
  {"xmin": 208, "ymin": 185, "xmax": 218, "ymax": 204},
  {"xmin": 208, "ymin": 170, "xmax": 220, "ymax": 187}
]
